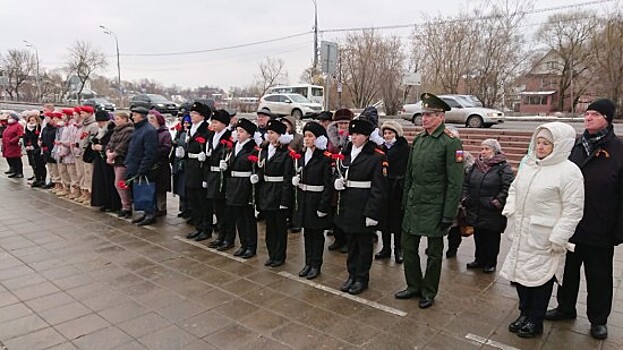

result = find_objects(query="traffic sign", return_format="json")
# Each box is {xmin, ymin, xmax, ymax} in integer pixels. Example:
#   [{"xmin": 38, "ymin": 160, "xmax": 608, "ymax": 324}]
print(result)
[
  {"xmin": 402, "ymin": 72, "xmax": 421, "ymax": 86},
  {"xmin": 320, "ymin": 41, "xmax": 338, "ymax": 75}
]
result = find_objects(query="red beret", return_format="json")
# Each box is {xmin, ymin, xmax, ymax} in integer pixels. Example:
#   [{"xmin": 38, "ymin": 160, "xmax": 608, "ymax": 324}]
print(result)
[
  {"xmin": 43, "ymin": 111, "xmax": 55, "ymax": 118},
  {"xmin": 73, "ymin": 106, "xmax": 81, "ymax": 113},
  {"xmin": 62, "ymin": 108, "xmax": 75, "ymax": 116},
  {"xmin": 52, "ymin": 111, "xmax": 63, "ymax": 119},
  {"xmin": 80, "ymin": 106, "xmax": 95, "ymax": 114}
]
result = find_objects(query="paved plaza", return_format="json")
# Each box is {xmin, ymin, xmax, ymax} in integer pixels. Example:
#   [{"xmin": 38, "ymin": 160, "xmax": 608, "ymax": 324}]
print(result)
[{"xmin": 0, "ymin": 172, "xmax": 621, "ymax": 349}]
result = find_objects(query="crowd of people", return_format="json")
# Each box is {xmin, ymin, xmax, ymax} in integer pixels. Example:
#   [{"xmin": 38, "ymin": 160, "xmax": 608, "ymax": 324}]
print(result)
[{"xmin": 0, "ymin": 95, "xmax": 621, "ymax": 341}]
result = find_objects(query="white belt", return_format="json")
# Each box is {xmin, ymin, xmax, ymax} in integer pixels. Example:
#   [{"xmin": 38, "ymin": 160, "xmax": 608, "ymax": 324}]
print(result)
[
  {"xmin": 210, "ymin": 166, "xmax": 221, "ymax": 172},
  {"xmin": 345, "ymin": 180, "xmax": 371, "ymax": 189},
  {"xmin": 298, "ymin": 184, "xmax": 324, "ymax": 192},
  {"xmin": 187, "ymin": 153, "xmax": 200, "ymax": 159},
  {"xmin": 231, "ymin": 171, "xmax": 252, "ymax": 178},
  {"xmin": 264, "ymin": 175, "xmax": 284, "ymax": 182}
]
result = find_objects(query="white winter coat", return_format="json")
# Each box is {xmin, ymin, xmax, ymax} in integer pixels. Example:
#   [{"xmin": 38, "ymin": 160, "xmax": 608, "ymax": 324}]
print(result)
[{"xmin": 499, "ymin": 122, "xmax": 584, "ymax": 287}]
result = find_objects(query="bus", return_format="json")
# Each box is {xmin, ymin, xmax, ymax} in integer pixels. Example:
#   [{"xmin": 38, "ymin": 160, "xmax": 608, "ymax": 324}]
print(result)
[{"xmin": 268, "ymin": 84, "xmax": 324, "ymax": 105}]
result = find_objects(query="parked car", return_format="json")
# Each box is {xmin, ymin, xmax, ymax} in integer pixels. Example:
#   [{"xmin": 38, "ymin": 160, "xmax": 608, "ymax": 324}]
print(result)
[
  {"xmin": 400, "ymin": 95, "xmax": 504, "ymax": 128},
  {"xmin": 178, "ymin": 99, "xmax": 217, "ymax": 114},
  {"xmin": 129, "ymin": 94, "xmax": 179, "ymax": 115},
  {"xmin": 258, "ymin": 93, "xmax": 322, "ymax": 119},
  {"xmin": 85, "ymin": 98, "xmax": 116, "ymax": 112}
]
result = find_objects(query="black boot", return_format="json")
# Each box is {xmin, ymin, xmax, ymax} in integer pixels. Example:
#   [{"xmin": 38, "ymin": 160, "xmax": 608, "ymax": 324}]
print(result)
[
  {"xmin": 374, "ymin": 249, "xmax": 391, "ymax": 260},
  {"xmin": 394, "ymin": 249, "xmax": 403, "ymax": 264},
  {"xmin": 131, "ymin": 215, "xmax": 146, "ymax": 224},
  {"xmin": 137, "ymin": 213, "xmax": 156, "ymax": 226}
]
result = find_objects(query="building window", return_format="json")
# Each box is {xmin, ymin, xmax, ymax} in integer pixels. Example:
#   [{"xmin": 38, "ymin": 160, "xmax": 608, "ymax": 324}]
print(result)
[{"xmin": 523, "ymin": 95, "xmax": 548, "ymax": 105}]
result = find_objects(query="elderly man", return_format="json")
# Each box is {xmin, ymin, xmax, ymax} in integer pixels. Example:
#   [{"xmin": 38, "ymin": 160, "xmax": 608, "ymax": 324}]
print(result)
[
  {"xmin": 545, "ymin": 99, "xmax": 623, "ymax": 340},
  {"xmin": 395, "ymin": 93, "xmax": 464, "ymax": 309}
]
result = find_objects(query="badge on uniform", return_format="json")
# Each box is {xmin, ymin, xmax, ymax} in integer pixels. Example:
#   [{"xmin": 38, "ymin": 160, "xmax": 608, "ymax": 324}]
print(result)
[{"xmin": 455, "ymin": 150, "xmax": 464, "ymax": 163}]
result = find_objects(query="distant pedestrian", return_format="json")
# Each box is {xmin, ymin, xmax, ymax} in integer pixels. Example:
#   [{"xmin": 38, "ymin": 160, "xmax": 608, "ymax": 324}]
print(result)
[
  {"xmin": 106, "ymin": 112, "xmax": 134, "ymax": 218},
  {"xmin": 147, "ymin": 110, "xmax": 172, "ymax": 217},
  {"xmin": 2, "ymin": 112, "xmax": 24, "ymax": 178}
]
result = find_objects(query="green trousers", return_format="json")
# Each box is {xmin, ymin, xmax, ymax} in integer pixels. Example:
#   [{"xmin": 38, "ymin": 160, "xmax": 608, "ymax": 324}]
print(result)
[{"xmin": 402, "ymin": 233, "xmax": 444, "ymax": 299}]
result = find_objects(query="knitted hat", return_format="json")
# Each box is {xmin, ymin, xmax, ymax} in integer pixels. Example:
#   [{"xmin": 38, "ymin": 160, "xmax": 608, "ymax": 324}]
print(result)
[
  {"xmin": 303, "ymin": 121, "xmax": 327, "ymax": 138},
  {"xmin": 381, "ymin": 120, "xmax": 404, "ymax": 138},
  {"xmin": 536, "ymin": 128, "xmax": 554, "ymax": 144},
  {"xmin": 481, "ymin": 138, "xmax": 502, "ymax": 154},
  {"xmin": 586, "ymin": 99, "xmax": 616, "ymax": 123},
  {"xmin": 149, "ymin": 110, "xmax": 165, "ymax": 126},
  {"xmin": 95, "ymin": 110, "xmax": 110, "ymax": 122},
  {"xmin": 359, "ymin": 106, "xmax": 379, "ymax": 127},
  {"xmin": 7, "ymin": 111, "xmax": 20, "ymax": 121}
]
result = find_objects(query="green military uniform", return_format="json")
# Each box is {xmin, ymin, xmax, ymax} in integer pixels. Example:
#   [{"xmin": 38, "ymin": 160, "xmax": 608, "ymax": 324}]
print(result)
[{"xmin": 400, "ymin": 93, "xmax": 464, "ymax": 304}]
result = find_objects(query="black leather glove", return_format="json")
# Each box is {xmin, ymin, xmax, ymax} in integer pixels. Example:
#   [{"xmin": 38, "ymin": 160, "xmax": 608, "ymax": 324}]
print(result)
[{"xmin": 440, "ymin": 219, "xmax": 453, "ymax": 231}]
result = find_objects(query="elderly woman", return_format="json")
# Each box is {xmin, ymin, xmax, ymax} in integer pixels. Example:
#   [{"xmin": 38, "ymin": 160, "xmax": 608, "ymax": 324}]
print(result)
[
  {"xmin": 90, "ymin": 110, "xmax": 121, "ymax": 212},
  {"xmin": 462, "ymin": 138, "xmax": 514, "ymax": 273},
  {"xmin": 2, "ymin": 112, "xmax": 24, "ymax": 178},
  {"xmin": 500, "ymin": 122, "xmax": 584, "ymax": 338},
  {"xmin": 23, "ymin": 111, "xmax": 46, "ymax": 187},
  {"xmin": 106, "ymin": 112, "xmax": 135, "ymax": 218},
  {"xmin": 148, "ymin": 110, "xmax": 172, "ymax": 217}
]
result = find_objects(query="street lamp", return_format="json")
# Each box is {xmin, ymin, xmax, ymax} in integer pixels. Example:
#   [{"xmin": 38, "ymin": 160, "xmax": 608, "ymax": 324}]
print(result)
[
  {"xmin": 22, "ymin": 40, "xmax": 41, "ymax": 102},
  {"xmin": 99, "ymin": 25, "xmax": 122, "ymax": 106}
]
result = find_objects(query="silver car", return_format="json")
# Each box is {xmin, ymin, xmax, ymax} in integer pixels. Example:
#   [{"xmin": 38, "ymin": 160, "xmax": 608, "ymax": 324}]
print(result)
[
  {"xmin": 258, "ymin": 93, "xmax": 323, "ymax": 119},
  {"xmin": 400, "ymin": 95, "xmax": 504, "ymax": 128}
]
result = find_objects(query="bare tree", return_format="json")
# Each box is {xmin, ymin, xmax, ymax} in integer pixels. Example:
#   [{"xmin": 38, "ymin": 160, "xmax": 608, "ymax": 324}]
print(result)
[
  {"xmin": 591, "ymin": 13, "xmax": 623, "ymax": 116},
  {"xmin": 1, "ymin": 49, "xmax": 35, "ymax": 101},
  {"xmin": 378, "ymin": 36, "xmax": 406, "ymax": 115},
  {"xmin": 66, "ymin": 40, "xmax": 107, "ymax": 102},
  {"xmin": 537, "ymin": 11, "xmax": 599, "ymax": 111},
  {"xmin": 257, "ymin": 57, "xmax": 288, "ymax": 96}
]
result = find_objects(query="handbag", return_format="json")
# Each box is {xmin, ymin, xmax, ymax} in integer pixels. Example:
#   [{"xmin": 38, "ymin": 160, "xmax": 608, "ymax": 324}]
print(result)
[
  {"xmin": 458, "ymin": 206, "xmax": 474, "ymax": 237},
  {"xmin": 132, "ymin": 176, "xmax": 156, "ymax": 211}
]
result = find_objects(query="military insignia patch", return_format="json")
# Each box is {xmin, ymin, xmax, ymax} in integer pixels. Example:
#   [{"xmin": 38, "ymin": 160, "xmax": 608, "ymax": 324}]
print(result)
[{"xmin": 455, "ymin": 150, "xmax": 464, "ymax": 163}]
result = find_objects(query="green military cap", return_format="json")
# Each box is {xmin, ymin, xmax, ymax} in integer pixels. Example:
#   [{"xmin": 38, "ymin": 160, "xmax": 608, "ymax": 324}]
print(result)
[{"xmin": 420, "ymin": 93, "xmax": 451, "ymax": 112}]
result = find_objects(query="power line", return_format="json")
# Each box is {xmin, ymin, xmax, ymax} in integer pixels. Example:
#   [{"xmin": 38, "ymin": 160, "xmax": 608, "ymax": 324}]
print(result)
[
  {"xmin": 120, "ymin": 31, "xmax": 312, "ymax": 57},
  {"xmin": 319, "ymin": 0, "xmax": 616, "ymax": 33}
]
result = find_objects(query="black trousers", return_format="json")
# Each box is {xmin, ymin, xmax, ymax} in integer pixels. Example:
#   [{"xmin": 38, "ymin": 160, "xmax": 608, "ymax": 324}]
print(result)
[
  {"xmin": 381, "ymin": 202, "xmax": 404, "ymax": 251},
  {"xmin": 304, "ymin": 228, "xmax": 325, "ymax": 268},
  {"xmin": 213, "ymin": 197, "xmax": 236, "ymax": 243},
  {"xmin": 6, "ymin": 157, "xmax": 23, "ymax": 175},
  {"xmin": 265, "ymin": 209, "xmax": 288, "ymax": 263},
  {"xmin": 473, "ymin": 227, "xmax": 501, "ymax": 268},
  {"xmin": 516, "ymin": 277, "xmax": 555, "ymax": 328},
  {"xmin": 28, "ymin": 151, "xmax": 46, "ymax": 182},
  {"xmin": 331, "ymin": 206, "xmax": 347, "ymax": 247},
  {"xmin": 188, "ymin": 187, "xmax": 212, "ymax": 233},
  {"xmin": 346, "ymin": 231, "xmax": 373, "ymax": 284},
  {"xmin": 556, "ymin": 244, "xmax": 614, "ymax": 325},
  {"xmin": 447, "ymin": 226, "xmax": 462, "ymax": 252},
  {"xmin": 230, "ymin": 205, "xmax": 257, "ymax": 252}
]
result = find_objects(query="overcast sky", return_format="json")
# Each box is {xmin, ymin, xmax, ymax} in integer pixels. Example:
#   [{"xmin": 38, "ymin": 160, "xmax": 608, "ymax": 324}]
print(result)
[{"xmin": 0, "ymin": 0, "xmax": 612, "ymax": 91}]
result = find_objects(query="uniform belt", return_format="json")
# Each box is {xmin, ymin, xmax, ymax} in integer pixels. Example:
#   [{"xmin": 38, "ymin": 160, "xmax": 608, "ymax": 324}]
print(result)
[
  {"xmin": 230, "ymin": 171, "xmax": 252, "ymax": 178},
  {"xmin": 187, "ymin": 153, "xmax": 201, "ymax": 159},
  {"xmin": 210, "ymin": 166, "xmax": 221, "ymax": 172},
  {"xmin": 298, "ymin": 184, "xmax": 324, "ymax": 192},
  {"xmin": 345, "ymin": 180, "xmax": 371, "ymax": 189},
  {"xmin": 264, "ymin": 175, "xmax": 284, "ymax": 182}
]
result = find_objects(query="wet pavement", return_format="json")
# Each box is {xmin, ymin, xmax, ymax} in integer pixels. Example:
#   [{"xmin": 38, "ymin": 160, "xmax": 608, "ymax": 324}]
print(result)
[{"xmin": 0, "ymin": 171, "xmax": 622, "ymax": 349}]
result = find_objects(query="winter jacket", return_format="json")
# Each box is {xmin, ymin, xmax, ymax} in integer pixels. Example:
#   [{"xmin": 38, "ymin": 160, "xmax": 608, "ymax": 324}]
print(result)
[
  {"xmin": 184, "ymin": 121, "xmax": 210, "ymax": 189},
  {"xmin": 401, "ymin": 123, "xmax": 464, "ymax": 237},
  {"xmin": 23, "ymin": 124, "xmax": 41, "ymax": 152},
  {"xmin": 326, "ymin": 121, "xmax": 350, "ymax": 154},
  {"xmin": 204, "ymin": 128, "xmax": 232, "ymax": 199},
  {"xmin": 106, "ymin": 123, "xmax": 134, "ymax": 165},
  {"xmin": 334, "ymin": 141, "xmax": 387, "ymax": 233},
  {"xmin": 58, "ymin": 123, "xmax": 77, "ymax": 164},
  {"xmin": 380, "ymin": 137, "xmax": 409, "ymax": 231},
  {"xmin": 225, "ymin": 139, "xmax": 258, "ymax": 206},
  {"xmin": 2, "ymin": 122, "xmax": 23, "ymax": 158},
  {"xmin": 154, "ymin": 126, "xmax": 172, "ymax": 193},
  {"xmin": 40, "ymin": 124, "xmax": 57, "ymax": 163},
  {"xmin": 462, "ymin": 155, "xmax": 515, "ymax": 232},
  {"xmin": 500, "ymin": 122, "xmax": 585, "ymax": 287},
  {"xmin": 256, "ymin": 143, "xmax": 295, "ymax": 211},
  {"xmin": 283, "ymin": 116, "xmax": 303, "ymax": 153},
  {"xmin": 568, "ymin": 126, "xmax": 623, "ymax": 246},
  {"xmin": 124, "ymin": 119, "xmax": 158, "ymax": 180},
  {"xmin": 294, "ymin": 148, "xmax": 334, "ymax": 230}
]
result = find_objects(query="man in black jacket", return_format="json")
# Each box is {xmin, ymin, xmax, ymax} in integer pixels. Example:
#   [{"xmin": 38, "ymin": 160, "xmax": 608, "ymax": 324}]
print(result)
[
  {"xmin": 125, "ymin": 107, "xmax": 158, "ymax": 226},
  {"xmin": 545, "ymin": 99, "xmax": 623, "ymax": 340}
]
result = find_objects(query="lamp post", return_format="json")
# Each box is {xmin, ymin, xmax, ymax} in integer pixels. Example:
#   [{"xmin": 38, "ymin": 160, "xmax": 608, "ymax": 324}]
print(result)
[
  {"xmin": 99, "ymin": 25, "xmax": 122, "ymax": 106},
  {"xmin": 312, "ymin": 0, "xmax": 319, "ymax": 75},
  {"xmin": 22, "ymin": 40, "xmax": 41, "ymax": 102}
]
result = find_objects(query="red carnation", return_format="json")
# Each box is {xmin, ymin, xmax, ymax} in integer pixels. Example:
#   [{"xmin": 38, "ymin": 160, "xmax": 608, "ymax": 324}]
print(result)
[
  {"xmin": 34, "ymin": 131, "xmax": 40, "ymax": 135},
  {"xmin": 247, "ymin": 155, "xmax": 259, "ymax": 163},
  {"xmin": 195, "ymin": 137, "xmax": 206, "ymax": 144},
  {"xmin": 42, "ymin": 147, "xmax": 49, "ymax": 152},
  {"xmin": 289, "ymin": 151, "xmax": 301, "ymax": 160},
  {"xmin": 80, "ymin": 132, "xmax": 89, "ymax": 140},
  {"xmin": 226, "ymin": 141, "xmax": 233, "ymax": 149},
  {"xmin": 338, "ymin": 130, "xmax": 348, "ymax": 136},
  {"xmin": 117, "ymin": 180, "xmax": 129, "ymax": 190},
  {"xmin": 332, "ymin": 153, "xmax": 345, "ymax": 161}
]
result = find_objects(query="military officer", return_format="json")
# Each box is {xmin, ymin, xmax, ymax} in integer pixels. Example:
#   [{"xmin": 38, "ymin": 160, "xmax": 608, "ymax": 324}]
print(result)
[
  {"xmin": 184, "ymin": 102, "xmax": 213, "ymax": 241},
  {"xmin": 395, "ymin": 93, "xmax": 464, "ymax": 309},
  {"xmin": 334, "ymin": 118, "xmax": 387, "ymax": 295}
]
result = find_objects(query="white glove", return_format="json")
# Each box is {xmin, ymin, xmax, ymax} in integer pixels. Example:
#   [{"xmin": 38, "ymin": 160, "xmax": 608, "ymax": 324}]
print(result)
[
  {"xmin": 365, "ymin": 217, "xmax": 378, "ymax": 227},
  {"xmin": 197, "ymin": 152, "xmax": 206, "ymax": 162},
  {"xmin": 202, "ymin": 181, "xmax": 208, "ymax": 188},
  {"xmin": 250, "ymin": 174, "xmax": 259, "ymax": 184},
  {"xmin": 549, "ymin": 243, "xmax": 566, "ymax": 254},
  {"xmin": 334, "ymin": 178, "xmax": 345, "ymax": 191},
  {"xmin": 291, "ymin": 175, "xmax": 300, "ymax": 187},
  {"xmin": 279, "ymin": 205, "xmax": 288, "ymax": 210},
  {"xmin": 175, "ymin": 146, "xmax": 185, "ymax": 158},
  {"xmin": 317, "ymin": 211, "xmax": 327, "ymax": 218},
  {"xmin": 370, "ymin": 128, "xmax": 384, "ymax": 146},
  {"xmin": 253, "ymin": 131, "xmax": 263, "ymax": 146},
  {"xmin": 219, "ymin": 159, "xmax": 228, "ymax": 171}
]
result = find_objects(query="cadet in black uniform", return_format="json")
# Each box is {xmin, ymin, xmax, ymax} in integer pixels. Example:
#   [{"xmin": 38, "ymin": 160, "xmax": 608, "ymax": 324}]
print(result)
[
  {"xmin": 293, "ymin": 121, "xmax": 334, "ymax": 280},
  {"xmin": 184, "ymin": 102, "xmax": 213, "ymax": 241},
  {"xmin": 334, "ymin": 118, "xmax": 387, "ymax": 295},
  {"xmin": 256, "ymin": 119, "xmax": 295, "ymax": 267},
  {"xmin": 225, "ymin": 118, "xmax": 260, "ymax": 259}
]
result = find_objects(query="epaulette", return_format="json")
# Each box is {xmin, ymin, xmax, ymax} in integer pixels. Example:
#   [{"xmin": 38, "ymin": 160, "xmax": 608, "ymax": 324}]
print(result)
[
  {"xmin": 374, "ymin": 148, "xmax": 385, "ymax": 155},
  {"xmin": 443, "ymin": 129, "xmax": 456, "ymax": 138}
]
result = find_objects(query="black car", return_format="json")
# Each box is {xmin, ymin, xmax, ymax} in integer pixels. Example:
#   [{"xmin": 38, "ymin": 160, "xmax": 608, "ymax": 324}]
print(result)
[
  {"xmin": 129, "ymin": 94, "xmax": 179, "ymax": 115},
  {"xmin": 85, "ymin": 98, "xmax": 116, "ymax": 112},
  {"xmin": 178, "ymin": 99, "xmax": 216, "ymax": 114}
]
